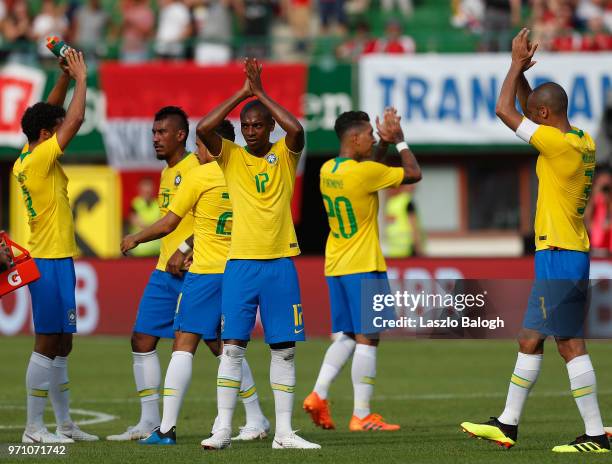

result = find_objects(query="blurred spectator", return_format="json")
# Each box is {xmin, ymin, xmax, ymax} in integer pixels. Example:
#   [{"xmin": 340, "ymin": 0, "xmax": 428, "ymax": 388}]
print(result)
[
  {"xmin": 480, "ymin": 0, "xmax": 520, "ymax": 51},
  {"xmin": 155, "ymin": 0, "xmax": 191, "ymax": 59},
  {"xmin": 336, "ymin": 20, "xmax": 374, "ymax": 61},
  {"xmin": 73, "ymin": 0, "xmax": 110, "ymax": 57},
  {"xmin": 580, "ymin": 16, "xmax": 612, "ymax": 50},
  {"xmin": 282, "ymin": 0, "xmax": 311, "ymax": 53},
  {"xmin": 451, "ymin": 0, "xmax": 484, "ymax": 32},
  {"xmin": 31, "ymin": 0, "xmax": 68, "ymax": 59},
  {"xmin": 370, "ymin": 19, "xmax": 416, "ymax": 53},
  {"xmin": 128, "ymin": 177, "xmax": 161, "ymax": 257},
  {"xmin": 380, "ymin": 0, "xmax": 413, "ymax": 18},
  {"xmin": 576, "ymin": 0, "xmax": 605, "ymax": 25},
  {"xmin": 383, "ymin": 185, "xmax": 425, "ymax": 257},
  {"xmin": 318, "ymin": 0, "xmax": 347, "ymax": 35},
  {"xmin": 119, "ymin": 0, "xmax": 155, "ymax": 63},
  {"xmin": 605, "ymin": 0, "xmax": 612, "ymax": 31},
  {"xmin": 190, "ymin": 0, "xmax": 233, "ymax": 63},
  {"xmin": 585, "ymin": 169, "xmax": 612, "ymax": 257},
  {"xmin": 1, "ymin": 0, "xmax": 33, "ymax": 62},
  {"xmin": 235, "ymin": 0, "xmax": 274, "ymax": 58}
]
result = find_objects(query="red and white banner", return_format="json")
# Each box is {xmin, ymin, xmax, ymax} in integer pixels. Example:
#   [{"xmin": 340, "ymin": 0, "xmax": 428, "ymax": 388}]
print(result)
[{"xmin": 1, "ymin": 257, "xmax": 611, "ymax": 337}]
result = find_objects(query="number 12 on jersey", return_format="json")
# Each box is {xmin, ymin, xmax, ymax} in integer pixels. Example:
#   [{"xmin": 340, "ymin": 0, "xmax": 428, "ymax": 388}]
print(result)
[{"xmin": 322, "ymin": 194, "xmax": 358, "ymax": 239}]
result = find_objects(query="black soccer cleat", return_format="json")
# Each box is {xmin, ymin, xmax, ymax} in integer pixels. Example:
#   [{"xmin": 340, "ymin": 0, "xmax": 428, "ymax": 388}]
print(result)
[{"xmin": 552, "ymin": 433, "xmax": 610, "ymax": 453}]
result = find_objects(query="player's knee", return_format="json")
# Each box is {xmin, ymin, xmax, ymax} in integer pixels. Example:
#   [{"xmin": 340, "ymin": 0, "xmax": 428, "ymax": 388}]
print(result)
[
  {"xmin": 58, "ymin": 339, "xmax": 72, "ymax": 357},
  {"xmin": 223, "ymin": 343, "xmax": 246, "ymax": 360},
  {"xmin": 131, "ymin": 332, "xmax": 157, "ymax": 352},
  {"xmin": 271, "ymin": 346, "xmax": 295, "ymax": 362},
  {"xmin": 556, "ymin": 340, "xmax": 586, "ymax": 362}
]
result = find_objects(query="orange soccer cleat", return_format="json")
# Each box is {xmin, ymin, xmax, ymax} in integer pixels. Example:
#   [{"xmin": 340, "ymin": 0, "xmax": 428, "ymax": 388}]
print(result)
[
  {"xmin": 303, "ymin": 391, "xmax": 336, "ymax": 430},
  {"xmin": 349, "ymin": 413, "xmax": 401, "ymax": 432}
]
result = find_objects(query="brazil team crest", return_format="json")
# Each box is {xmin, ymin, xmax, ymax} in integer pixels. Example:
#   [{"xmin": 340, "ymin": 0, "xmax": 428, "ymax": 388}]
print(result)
[
  {"xmin": 174, "ymin": 174, "xmax": 182, "ymax": 186},
  {"xmin": 265, "ymin": 153, "xmax": 278, "ymax": 165}
]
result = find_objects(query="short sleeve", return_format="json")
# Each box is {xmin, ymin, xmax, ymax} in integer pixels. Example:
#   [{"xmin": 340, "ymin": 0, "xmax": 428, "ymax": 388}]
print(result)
[
  {"xmin": 357, "ymin": 161, "xmax": 405, "ymax": 193},
  {"xmin": 29, "ymin": 134, "xmax": 63, "ymax": 175},
  {"xmin": 213, "ymin": 138, "xmax": 239, "ymax": 170},
  {"xmin": 168, "ymin": 173, "xmax": 200, "ymax": 218},
  {"xmin": 281, "ymin": 136, "xmax": 302, "ymax": 158},
  {"xmin": 516, "ymin": 119, "xmax": 563, "ymax": 156}
]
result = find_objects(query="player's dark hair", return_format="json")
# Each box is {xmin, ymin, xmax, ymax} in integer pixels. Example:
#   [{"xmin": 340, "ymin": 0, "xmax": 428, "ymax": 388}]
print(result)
[
  {"xmin": 215, "ymin": 119, "xmax": 235, "ymax": 142},
  {"xmin": 334, "ymin": 111, "xmax": 370, "ymax": 139},
  {"xmin": 154, "ymin": 106, "xmax": 189, "ymax": 139},
  {"xmin": 21, "ymin": 102, "xmax": 66, "ymax": 143},
  {"xmin": 532, "ymin": 82, "xmax": 568, "ymax": 116},
  {"xmin": 240, "ymin": 100, "xmax": 273, "ymax": 123}
]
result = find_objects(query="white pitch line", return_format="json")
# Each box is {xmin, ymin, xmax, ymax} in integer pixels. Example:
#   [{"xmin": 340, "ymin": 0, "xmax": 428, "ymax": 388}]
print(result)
[{"xmin": 0, "ymin": 406, "xmax": 118, "ymax": 430}]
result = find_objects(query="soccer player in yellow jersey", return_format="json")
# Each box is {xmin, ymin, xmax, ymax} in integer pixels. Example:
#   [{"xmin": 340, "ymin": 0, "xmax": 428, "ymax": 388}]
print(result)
[
  {"xmin": 13, "ymin": 49, "xmax": 98, "ymax": 443},
  {"xmin": 303, "ymin": 109, "xmax": 421, "ymax": 432},
  {"xmin": 108, "ymin": 106, "xmax": 200, "ymax": 441},
  {"xmin": 461, "ymin": 29, "xmax": 609, "ymax": 453},
  {"xmin": 13, "ymin": 51, "xmax": 98, "ymax": 443},
  {"xmin": 121, "ymin": 121, "xmax": 269, "ymax": 445},
  {"xmin": 197, "ymin": 58, "xmax": 319, "ymax": 450}
]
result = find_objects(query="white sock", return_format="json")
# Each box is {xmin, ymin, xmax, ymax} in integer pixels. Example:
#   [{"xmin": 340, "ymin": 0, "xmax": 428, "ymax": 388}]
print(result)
[
  {"xmin": 270, "ymin": 347, "xmax": 296, "ymax": 438},
  {"xmin": 160, "ymin": 351, "xmax": 193, "ymax": 433},
  {"xmin": 498, "ymin": 352, "xmax": 542, "ymax": 426},
  {"xmin": 314, "ymin": 334, "xmax": 356, "ymax": 399},
  {"xmin": 351, "ymin": 344, "xmax": 377, "ymax": 419},
  {"xmin": 240, "ymin": 358, "xmax": 266, "ymax": 425},
  {"xmin": 26, "ymin": 352, "xmax": 52, "ymax": 430},
  {"xmin": 132, "ymin": 350, "xmax": 161, "ymax": 428},
  {"xmin": 567, "ymin": 354, "xmax": 605, "ymax": 436},
  {"xmin": 49, "ymin": 356, "xmax": 71, "ymax": 426},
  {"xmin": 216, "ymin": 344, "xmax": 245, "ymax": 432}
]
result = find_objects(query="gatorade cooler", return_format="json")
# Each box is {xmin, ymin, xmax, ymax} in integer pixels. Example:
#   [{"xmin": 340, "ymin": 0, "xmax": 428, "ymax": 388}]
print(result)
[{"xmin": 0, "ymin": 231, "xmax": 40, "ymax": 297}]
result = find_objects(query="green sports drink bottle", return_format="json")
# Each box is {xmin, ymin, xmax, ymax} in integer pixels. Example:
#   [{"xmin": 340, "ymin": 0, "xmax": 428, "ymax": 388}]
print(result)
[{"xmin": 46, "ymin": 36, "xmax": 72, "ymax": 58}]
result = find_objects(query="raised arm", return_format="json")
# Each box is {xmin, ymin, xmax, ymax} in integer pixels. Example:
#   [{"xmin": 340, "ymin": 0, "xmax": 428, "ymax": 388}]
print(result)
[
  {"xmin": 55, "ymin": 50, "xmax": 87, "ymax": 151},
  {"xmin": 245, "ymin": 58, "xmax": 305, "ymax": 153},
  {"xmin": 516, "ymin": 72, "xmax": 533, "ymax": 115},
  {"xmin": 196, "ymin": 81, "xmax": 252, "ymax": 156},
  {"xmin": 120, "ymin": 212, "xmax": 182, "ymax": 255},
  {"xmin": 376, "ymin": 108, "xmax": 422, "ymax": 183},
  {"xmin": 46, "ymin": 59, "xmax": 72, "ymax": 107},
  {"xmin": 496, "ymin": 29, "xmax": 538, "ymax": 131}
]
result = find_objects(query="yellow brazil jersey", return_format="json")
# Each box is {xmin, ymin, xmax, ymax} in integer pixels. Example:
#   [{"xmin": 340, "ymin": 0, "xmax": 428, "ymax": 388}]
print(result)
[
  {"xmin": 168, "ymin": 162, "xmax": 231, "ymax": 274},
  {"xmin": 12, "ymin": 134, "xmax": 77, "ymax": 259},
  {"xmin": 517, "ymin": 119, "xmax": 595, "ymax": 252},
  {"xmin": 215, "ymin": 137, "xmax": 300, "ymax": 259},
  {"xmin": 156, "ymin": 152, "xmax": 199, "ymax": 271},
  {"xmin": 320, "ymin": 158, "xmax": 404, "ymax": 276}
]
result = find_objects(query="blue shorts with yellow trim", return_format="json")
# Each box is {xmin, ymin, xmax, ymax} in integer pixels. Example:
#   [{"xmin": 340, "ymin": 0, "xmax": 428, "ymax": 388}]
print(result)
[
  {"xmin": 327, "ymin": 271, "xmax": 391, "ymax": 335},
  {"xmin": 134, "ymin": 269, "xmax": 184, "ymax": 339},
  {"xmin": 29, "ymin": 258, "xmax": 77, "ymax": 334},
  {"xmin": 221, "ymin": 258, "xmax": 305, "ymax": 344},
  {"xmin": 173, "ymin": 272, "xmax": 223, "ymax": 340},
  {"xmin": 523, "ymin": 250, "xmax": 590, "ymax": 338}
]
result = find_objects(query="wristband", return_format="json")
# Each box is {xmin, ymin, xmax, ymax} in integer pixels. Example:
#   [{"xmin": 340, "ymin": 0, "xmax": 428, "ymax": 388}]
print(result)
[
  {"xmin": 396, "ymin": 141, "xmax": 409, "ymax": 152},
  {"xmin": 178, "ymin": 241, "xmax": 192, "ymax": 254}
]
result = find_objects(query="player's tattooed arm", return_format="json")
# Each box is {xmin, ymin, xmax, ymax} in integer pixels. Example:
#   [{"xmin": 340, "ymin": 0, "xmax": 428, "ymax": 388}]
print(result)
[
  {"xmin": 245, "ymin": 57, "xmax": 305, "ymax": 153},
  {"xmin": 55, "ymin": 50, "xmax": 87, "ymax": 151},
  {"xmin": 496, "ymin": 28, "xmax": 538, "ymax": 131},
  {"xmin": 46, "ymin": 58, "xmax": 72, "ymax": 107},
  {"xmin": 196, "ymin": 77, "xmax": 253, "ymax": 156},
  {"xmin": 120, "ymin": 212, "xmax": 182, "ymax": 255}
]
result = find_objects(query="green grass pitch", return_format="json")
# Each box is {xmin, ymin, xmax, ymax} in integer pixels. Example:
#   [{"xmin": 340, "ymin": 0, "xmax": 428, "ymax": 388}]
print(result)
[{"xmin": 1, "ymin": 336, "xmax": 611, "ymax": 463}]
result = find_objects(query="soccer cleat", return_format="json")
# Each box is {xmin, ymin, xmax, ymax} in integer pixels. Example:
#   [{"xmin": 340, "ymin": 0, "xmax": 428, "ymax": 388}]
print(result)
[
  {"xmin": 605, "ymin": 427, "xmax": 612, "ymax": 438},
  {"xmin": 552, "ymin": 434, "xmax": 610, "ymax": 453},
  {"xmin": 22, "ymin": 427, "xmax": 74, "ymax": 444},
  {"xmin": 140, "ymin": 426, "xmax": 176, "ymax": 445},
  {"xmin": 232, "ymin": 418, "xmax": 271, "ymax": 441},
  {"xmin": 106, "ymin": 423, "xmax": 158, "ymax": 441},
  {"xmin": 201, "ymin": 428, "xmax": 231, "ymax": 450},
  {"xmin": 460, "ymin": 417, "xmax": 517, "ymax": 449},
  {"xmin": 272, "ymin": 432, "xmax": 321, "ymax": 449},
  {"xmin": 56, "ymin": 422, "xmax": 99, "ymax": 441},
  {"xmin": 303, "ymin": 391, "xmax": 335, "ymax": 430},
  {"xmin": 349, "ymin": 413, "xmax": 400, "ymax": 432}
]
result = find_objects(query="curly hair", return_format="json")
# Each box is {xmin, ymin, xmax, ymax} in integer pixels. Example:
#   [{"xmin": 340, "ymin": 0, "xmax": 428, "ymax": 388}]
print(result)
[{"xmin": 21, "ymin": 102, "xmax": 66, "ymax": 143}]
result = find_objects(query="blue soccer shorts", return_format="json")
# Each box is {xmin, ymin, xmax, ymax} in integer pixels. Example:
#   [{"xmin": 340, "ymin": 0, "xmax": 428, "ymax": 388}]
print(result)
[
  {"xmin": 523, "ymin": 250, "xmax": 590, "ymax": 338},
  {"xmin": 221, "ymin": 258, "xmax": 305, "ymax": 344},
  {"xmin": 134, "ymin": 269, "xmax": 184, "ymax": 339},
  {"xmin": 173, "ymin": 272, "xmax": 223, "ymax": 340},
  {"xmin": 327, "ymin": 271, "xmax": 392, "ymax": 335},
  {"xmin": 28, "ymin": 258, "xmax": 77, "ymax": 334}
]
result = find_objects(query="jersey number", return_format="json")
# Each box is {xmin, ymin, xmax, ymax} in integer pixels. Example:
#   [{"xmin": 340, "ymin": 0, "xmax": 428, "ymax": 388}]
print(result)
[
  {"xmin": 255, "ymin": 173, "xmax": 269, "ymax": 193},
  {"xmin": 322, "ymin": 194, "xmax": 358, "ymax": 239},
  {"xmin": 216, "ymin": 212, "xmax": 232, "ymax": 236}
]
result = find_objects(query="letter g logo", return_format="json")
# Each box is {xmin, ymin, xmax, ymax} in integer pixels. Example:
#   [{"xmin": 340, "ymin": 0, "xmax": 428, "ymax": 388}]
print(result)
[{"xmin": 8, "ymin": 270, "xmax": 21, "ymax": 287}]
